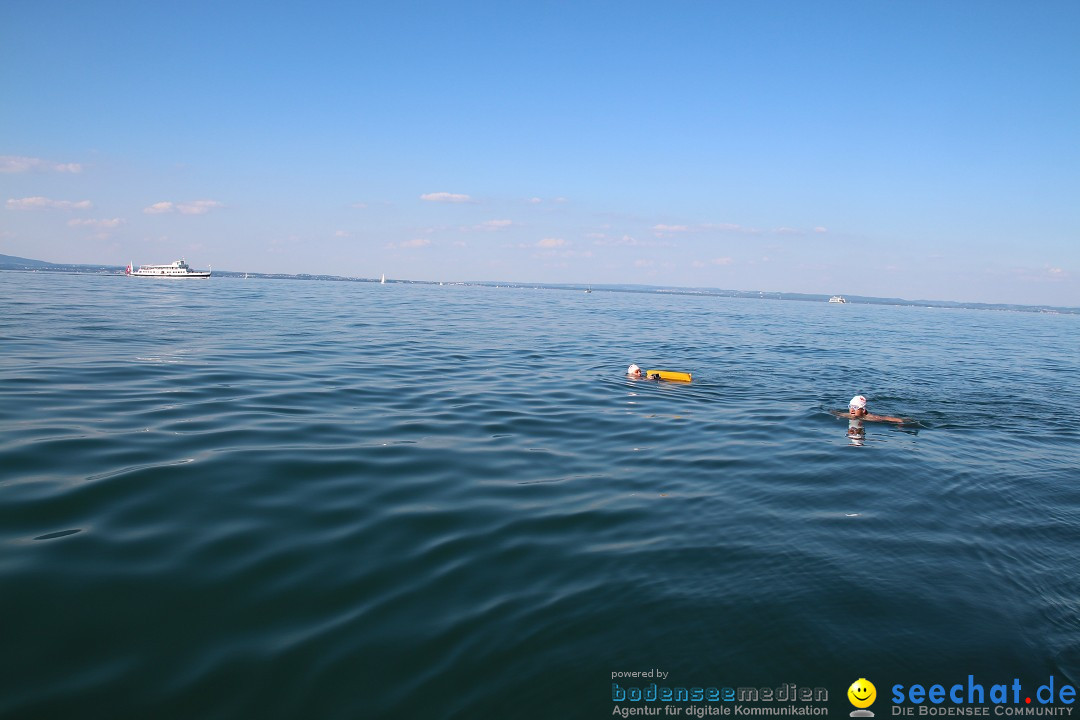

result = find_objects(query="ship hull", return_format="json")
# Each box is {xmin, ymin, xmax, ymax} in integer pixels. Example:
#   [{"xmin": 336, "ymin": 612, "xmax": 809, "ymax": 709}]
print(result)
[{"xmin": 129, "ymin": 271, "xmax": 211, "ymax": 278}]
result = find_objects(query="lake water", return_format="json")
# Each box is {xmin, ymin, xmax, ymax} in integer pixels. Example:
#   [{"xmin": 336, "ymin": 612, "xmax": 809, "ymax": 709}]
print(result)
[{"xmin": 1, "ymin": 271, "xmax": 1078, "ymax": 719}]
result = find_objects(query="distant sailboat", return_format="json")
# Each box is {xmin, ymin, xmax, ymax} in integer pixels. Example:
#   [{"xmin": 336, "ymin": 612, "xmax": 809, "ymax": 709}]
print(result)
[{"xmin": 380, "ymin": 273, "xmax": 386, "ymax": 284}]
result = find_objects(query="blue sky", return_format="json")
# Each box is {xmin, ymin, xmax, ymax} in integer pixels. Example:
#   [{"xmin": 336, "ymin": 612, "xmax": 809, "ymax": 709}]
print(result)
[{"xmin": 2, "ymin": 1, "xmax": 1077, "ymax": 305}]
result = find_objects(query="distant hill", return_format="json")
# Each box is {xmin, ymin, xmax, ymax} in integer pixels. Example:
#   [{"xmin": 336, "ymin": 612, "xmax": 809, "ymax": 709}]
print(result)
[
  {"xmin": 1, "ymin": 253, "xmax": 1075, "ymax": 314},
  {"xmin": 0, "ymin": 253, "xmax": 54, "ymax": 268}
]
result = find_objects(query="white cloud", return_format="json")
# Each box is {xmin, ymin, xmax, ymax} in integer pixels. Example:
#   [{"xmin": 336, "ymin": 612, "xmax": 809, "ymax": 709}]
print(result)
[
  {"xmin": 7, "ymin": 196, "xmax": 92, "ymax": 210},
  {"xmin": 537, "ymin": 237, "xmax": 566, "ymax": 248},
  {"xmin": 594, "ymin": 234, "xmax": 637, "ymax": 246},
  {"xmin": 178, "ymin": 200, "xmax": 223, "ymax": 215},
  {"xmin": 653, "ymin": 222, "xmax": 768, "ymax": 237},
  {"xmin": 350, "ymin": 202, "xmax": 368, "ymax": 209},
  {"xmin": 814, "ymin": 226, "xmax": 828, "ymax": 233},
  {"xmin": 334, "ymin": 230, "xmax": 350, "ymax": 238},
  {"xmin": 473, "ymin": 219, "xmax": 514, "ymax": 231},
  {"xmin": 143, "ymin": 199, "xmax": 223, "ymax": 215},
  {"xmin": 593, "ymin": 234, "xmax": 673, "ymax": 248},
  {"xmin": 401, "ymin": 238, "xmax": 431, "ymax": 248},
  {"xmin": 420, "ymin": 192, "xmax": 473, "ymax": 203},
  {"xmin": 528, "ymin": 197, "xmax": 542, "ymax": 204},
  {"xmin": 1, "ymin": 157, "xmax": 41, "ymax": 173},
  {"xmin": 773, "ymin": 227, "xmax": 801, "ymax": 235},
  {"xmin": 68, "ymin": 218, "xmax": 124, "ymax": 228},
  {"xmin": 634, "ymin": 259, "xmax": 655, "ymax": 268},
  {"xmin": 0, "ymin": 156, "xmax": 82, "ymax": 173},
  {"xmin": 701, "ymin": 222, "xmax": 761, "ymax": 235},
  {"xmin": 711, "ymin": 257, "xmax": 734, "ymax": 266}
]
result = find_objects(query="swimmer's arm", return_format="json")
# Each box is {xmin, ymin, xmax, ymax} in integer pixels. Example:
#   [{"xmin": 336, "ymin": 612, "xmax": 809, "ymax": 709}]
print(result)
[
  {"xmin": 867, "ymin": 413, "xmax": 909, "ymax": 424},
  {"xmin": 829, "ymin": 410, "xmax": 854, "ymax": 419}
]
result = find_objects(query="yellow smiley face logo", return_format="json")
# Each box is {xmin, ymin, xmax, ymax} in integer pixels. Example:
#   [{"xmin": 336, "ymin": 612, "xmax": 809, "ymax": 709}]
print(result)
[{"xmin": 848, "ymin": 678, "xmax": 876, "ymax": 708}]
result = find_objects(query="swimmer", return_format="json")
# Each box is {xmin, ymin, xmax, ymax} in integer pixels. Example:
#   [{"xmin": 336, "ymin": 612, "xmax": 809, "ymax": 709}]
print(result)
[
  {"xmin": 837, "ymin": 395, "xmax": 908, "ymax": 424},
  {"xmin": 627, "ymin": 364, "xmax": 664, "ymax": 380},
  {"xmin": 628, "ymin": 365, "xmax": 693, "ymax": 382}
]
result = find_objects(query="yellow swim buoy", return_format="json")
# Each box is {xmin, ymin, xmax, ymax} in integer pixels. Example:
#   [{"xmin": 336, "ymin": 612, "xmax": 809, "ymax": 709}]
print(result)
[{"xmin": 646, "ymin": 370, "xmax": 692, "ymax": 382}]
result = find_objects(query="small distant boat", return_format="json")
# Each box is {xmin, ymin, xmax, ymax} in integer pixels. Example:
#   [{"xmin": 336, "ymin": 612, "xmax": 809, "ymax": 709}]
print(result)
[
  {"xmin": 828, "ymin": 295, "xmax": 847, "ymax": 303},
  {"xmin": 126, "ymin": 259, "xmax": 210, "ymax": 278},
  {"xmin": 380, "ymin": 273, "xmax": 386, "ymax": 284},
  {"xmin": 585, "ymin": 287, "xmax": 592, "ymax": 294}
]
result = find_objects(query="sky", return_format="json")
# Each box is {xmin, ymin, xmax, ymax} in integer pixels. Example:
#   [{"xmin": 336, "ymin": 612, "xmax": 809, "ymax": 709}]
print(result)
[{"xmin": 2, "ymin": 1, "xmax": 1078, "ymax": 306}]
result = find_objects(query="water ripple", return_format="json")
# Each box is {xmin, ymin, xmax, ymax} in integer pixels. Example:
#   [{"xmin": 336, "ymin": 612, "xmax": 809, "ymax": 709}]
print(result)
[{"xmin": 1, "ymin": 273, "xmax": 1079, "ymax": 718}]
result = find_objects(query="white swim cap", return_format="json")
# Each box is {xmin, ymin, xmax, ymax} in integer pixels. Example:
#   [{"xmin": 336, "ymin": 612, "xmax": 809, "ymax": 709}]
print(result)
[
  {"xmin": 628, "ymin": 364, "xmax": 641, "ymax": 375},
  {"xmin": 849, "ymin": 395, "xmax": 867, "ymax": 410}
]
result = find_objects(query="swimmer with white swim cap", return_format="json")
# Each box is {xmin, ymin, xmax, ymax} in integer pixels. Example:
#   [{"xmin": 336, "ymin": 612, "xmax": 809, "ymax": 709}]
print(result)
[
  {"xmin": 627, "ymin": 364, "xmax": 691, "ymax": 382},
  {"xmin": 838, "ymin": 395, "xmax": 907, "ymax": 424}
]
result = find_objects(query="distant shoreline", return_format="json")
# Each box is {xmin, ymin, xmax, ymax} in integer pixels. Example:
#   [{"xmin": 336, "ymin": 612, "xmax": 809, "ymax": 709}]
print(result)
[{"xmin": 1, "ymin": 256, "xmax": 1076, "ymax": 316}]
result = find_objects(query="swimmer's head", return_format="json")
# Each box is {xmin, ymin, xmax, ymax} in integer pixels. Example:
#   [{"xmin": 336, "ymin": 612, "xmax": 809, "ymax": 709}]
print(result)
[
  {"xmin": 627, "ymin": 364, "xmax": 642, "ymax": 377},
  {"xmin": 849, "ymin": 395, "xmax": 867, "ymax": 415}
]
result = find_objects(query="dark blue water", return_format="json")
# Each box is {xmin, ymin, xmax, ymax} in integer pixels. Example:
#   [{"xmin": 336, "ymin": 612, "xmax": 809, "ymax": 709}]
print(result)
[{"xmin": 1, "ymin": 271, "xmax": 1078, "ymax": 719}]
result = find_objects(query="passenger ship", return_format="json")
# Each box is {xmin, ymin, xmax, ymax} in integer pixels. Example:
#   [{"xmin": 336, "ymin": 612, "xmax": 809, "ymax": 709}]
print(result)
[
  {"xmin": 126, "ymin": 259, "xmax": 211, "ymax": 278},
  {"xmin": 828, "ymin": 295, "xmax": 847, "ymax": 303}
]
